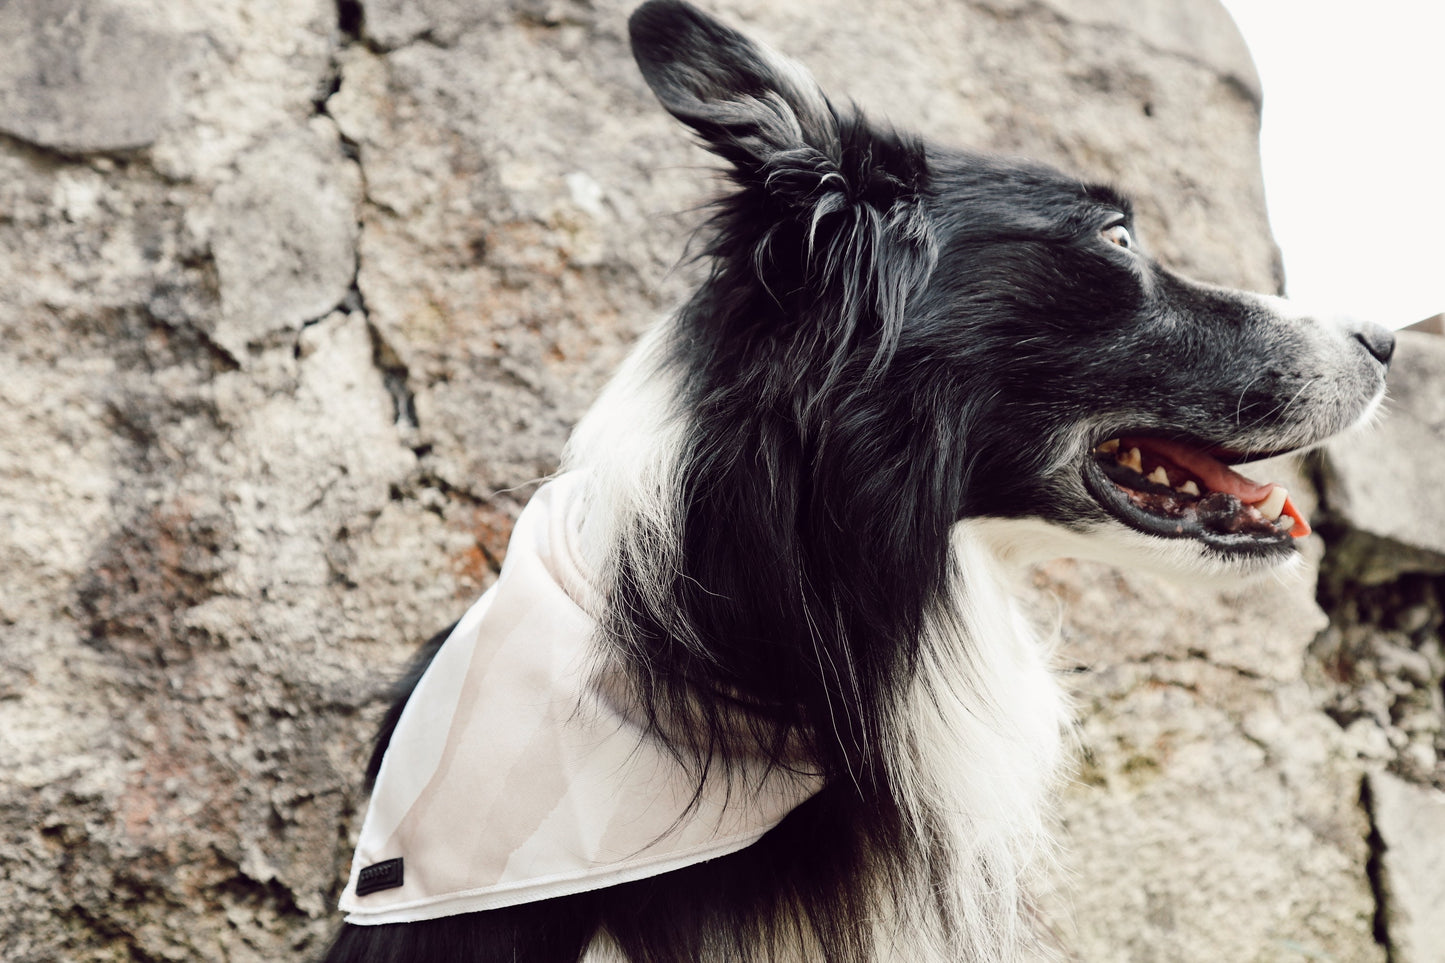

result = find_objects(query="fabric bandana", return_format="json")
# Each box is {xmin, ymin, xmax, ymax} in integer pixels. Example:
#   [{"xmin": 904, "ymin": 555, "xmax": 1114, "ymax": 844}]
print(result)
[{"xmin": 340, "ymin": 472, "xmax": 823, "ymax": 925}]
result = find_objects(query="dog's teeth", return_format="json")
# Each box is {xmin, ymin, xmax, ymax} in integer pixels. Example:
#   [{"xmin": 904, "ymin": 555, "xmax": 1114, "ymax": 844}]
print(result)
[
  {"xmin": 1257, "ymin": 486, "xmax": 1288, "ymax": 521},
  {"xmin": 1118, "ymin": 447, "xmax": 1143, "ymax": 473},
  {"xmin": 1147, "ymin": 467, "xmax": 1170, "ymax": 486},
  {"xmin": 1096, "ymin": 439, "xmax": 1120, "ymax": 454},
  {"xmin": 1178, "ymin": 480, "xmax": 1200, "ymax": 496}
]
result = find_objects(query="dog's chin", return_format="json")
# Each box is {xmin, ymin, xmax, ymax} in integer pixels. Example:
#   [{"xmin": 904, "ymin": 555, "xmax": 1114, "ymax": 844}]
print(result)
[
  {"xmin": 1072, "ymin": 517, "xmax": 1302, "ymax": 582},
  {"xmin": 964, "ymin": 459, "xmax": 1303, "ymax": 581},
  {"xmin": 965, "ymin": 510, "xmax": 1300, "ymax": 583}
]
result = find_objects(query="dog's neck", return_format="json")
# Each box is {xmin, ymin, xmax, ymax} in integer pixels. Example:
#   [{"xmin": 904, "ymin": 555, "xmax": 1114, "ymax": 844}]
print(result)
[
  {"xmin": 564, "ymin": 329, "xmax": 1068, "ymax": 960},
  {"xmin": 878, "ymin": 523, "xmax": 1067, "ymax": 960}
]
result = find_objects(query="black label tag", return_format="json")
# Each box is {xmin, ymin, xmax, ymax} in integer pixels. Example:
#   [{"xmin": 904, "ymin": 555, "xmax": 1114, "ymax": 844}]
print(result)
[{"xmin": 356, "ymin": 857, "xmax": 404, "ymax": 896}]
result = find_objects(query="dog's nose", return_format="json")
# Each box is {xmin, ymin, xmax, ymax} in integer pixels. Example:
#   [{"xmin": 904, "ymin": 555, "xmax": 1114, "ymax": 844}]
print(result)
[{"xmin": 1353, "ymin": 322, "xmax": 1396, "ymax": 366}]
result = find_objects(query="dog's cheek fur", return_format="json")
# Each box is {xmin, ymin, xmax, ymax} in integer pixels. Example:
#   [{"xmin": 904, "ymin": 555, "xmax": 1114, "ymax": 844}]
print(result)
[
  {"xmin": 900, "ymin": 226, "xmax": 1387, "ymax": 557},
  {"xmin": 1116, "ymin": 277, "xmax": 1388, "ymax": 452}
]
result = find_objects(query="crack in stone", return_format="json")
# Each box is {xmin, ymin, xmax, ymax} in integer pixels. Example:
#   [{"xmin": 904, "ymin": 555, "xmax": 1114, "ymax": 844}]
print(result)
[
  {"xmin": 338, "ymin": 0, "xmax": 365, "ymax": 43},
  {"xmin": 308, "ymin": 1, "xmax": 413, "ymax": 439},
  {"xmin": 407, "ymin": 469, "xmax": 489, "ymax": 509},
  {"xmin": 366, "ymin": 316, "xmax": 419, "ymax": 432},
  {"xmin": 1360, "ymin": 777, "xmax": 1396, "ymax": 962},
  {"xmin": 329, "ymin": 0, "xmax": 458, "ymax": 55}
]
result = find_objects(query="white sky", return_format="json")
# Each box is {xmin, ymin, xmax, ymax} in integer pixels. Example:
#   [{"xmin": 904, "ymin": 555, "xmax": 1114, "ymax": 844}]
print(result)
[{"xmin": 1219, "ymin": 1, "xmax": 1444, "ymax": 329}]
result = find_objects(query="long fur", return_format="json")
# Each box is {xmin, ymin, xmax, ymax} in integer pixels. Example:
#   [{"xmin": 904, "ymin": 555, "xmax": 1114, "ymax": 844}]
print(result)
[{"xmin": 323, "ymin": 3, "xmax": 1394, "ymax": 961}]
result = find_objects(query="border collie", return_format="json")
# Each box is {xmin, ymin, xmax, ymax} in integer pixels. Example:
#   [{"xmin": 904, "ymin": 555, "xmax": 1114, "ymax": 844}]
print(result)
[{"xmin": 322, "ymin": 2, "xmax": 1394, "ymax": 960}]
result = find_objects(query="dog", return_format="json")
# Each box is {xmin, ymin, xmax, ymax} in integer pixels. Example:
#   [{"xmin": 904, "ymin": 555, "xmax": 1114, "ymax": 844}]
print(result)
[{"xmin": 321, "ymin": 2, "xmax": 1395, "ymax": 960}]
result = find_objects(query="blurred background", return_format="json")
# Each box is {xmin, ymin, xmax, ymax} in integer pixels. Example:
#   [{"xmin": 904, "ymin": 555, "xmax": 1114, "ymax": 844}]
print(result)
[
  {"xmin": 0, "ymin": 1, "xmax": 1441, "ymax": 961},
  {"xmin": 1221, "ymin": 0, "xmax": 1444, "ymax": 330}
]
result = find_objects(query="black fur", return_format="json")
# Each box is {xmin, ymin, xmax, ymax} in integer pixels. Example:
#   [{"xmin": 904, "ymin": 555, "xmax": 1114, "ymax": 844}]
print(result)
[
  {"xmin": 323, "ymin": 3, "xmax": 1393, "ymax": 961},
  {"xmin": 324, "ymin": 894, "xmax": 601, "ymax": 963}
]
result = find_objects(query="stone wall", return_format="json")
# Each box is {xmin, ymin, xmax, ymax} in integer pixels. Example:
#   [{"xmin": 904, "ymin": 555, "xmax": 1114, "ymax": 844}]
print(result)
[{"xmin": 1, "ymin": 1, "xmax": 1440, "ymax": 960}]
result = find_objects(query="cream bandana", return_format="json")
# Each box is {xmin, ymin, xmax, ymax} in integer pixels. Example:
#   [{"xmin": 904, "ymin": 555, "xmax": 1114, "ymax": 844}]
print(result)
[{"xmin": 340, "ymin": 472, "xmax": 823, "ymax": 925}]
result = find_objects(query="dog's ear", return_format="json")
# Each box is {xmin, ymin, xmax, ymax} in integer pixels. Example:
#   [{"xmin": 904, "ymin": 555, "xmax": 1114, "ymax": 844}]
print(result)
[
  {"xmin": 628, "ymin": 0, "xmax": 841, "ymax": 174},
  {"xmin": 630, "ymin": 1, "xmax": 935, "ymax": 379}
]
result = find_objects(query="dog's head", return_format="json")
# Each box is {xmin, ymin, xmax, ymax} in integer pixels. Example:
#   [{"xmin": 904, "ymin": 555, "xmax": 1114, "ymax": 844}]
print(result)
[{"xmin": 629, "ymin": 0, "xmax": 1393, "ymax": 578}]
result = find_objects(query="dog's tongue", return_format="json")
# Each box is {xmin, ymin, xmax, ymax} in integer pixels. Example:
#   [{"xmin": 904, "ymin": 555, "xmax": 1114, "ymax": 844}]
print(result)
[{"xmin": 1121, "ymin": 437, "xmax": 1311, "ymax": 537}]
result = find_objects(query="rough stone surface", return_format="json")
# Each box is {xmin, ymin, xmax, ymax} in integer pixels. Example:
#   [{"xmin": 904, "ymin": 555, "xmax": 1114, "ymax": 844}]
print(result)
[
  {"xmin": 1310, "ymin": 571, "xmax": 1445, "ymax": 788},
  {"xmin": 1, "ymin": 0, "xmax": 1434, "ymax": 960},
  {"xmin": 1370, "ymin": 771, "xmax": 1445, "ymax": 963},
  {"xmin": 1026, "ymin": 546, "xmax": 1384, "ymax": 963},
  {"xmin": 360, "ymin": 0, "xmax": 492, "ymax": 49},
  {"xmin": 0, "ymin": 0, "xmax": 183, "ymax": 153},
  {"xmin": 977, "ymin": 0, "xmax": 1262, "ymax": 103},
  {"xmin": 1323, "ymin": 330, "xmax": 1445, "ymax": 584},
  {"xmin": 208, "ymin": 121, "xmax": 363, "ymax": 358}
]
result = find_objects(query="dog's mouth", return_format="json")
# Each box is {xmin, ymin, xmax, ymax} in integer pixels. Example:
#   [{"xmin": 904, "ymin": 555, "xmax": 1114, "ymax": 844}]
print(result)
[{"xmin": 1082, "ymin": 435, "xmax": 1310, "ymax": 551}]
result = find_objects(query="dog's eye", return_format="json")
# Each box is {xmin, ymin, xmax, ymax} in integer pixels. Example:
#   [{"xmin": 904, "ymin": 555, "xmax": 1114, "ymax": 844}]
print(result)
[{"xmin": 1102, "ymin": 224, "xmax": 1132, "ymax": 250}]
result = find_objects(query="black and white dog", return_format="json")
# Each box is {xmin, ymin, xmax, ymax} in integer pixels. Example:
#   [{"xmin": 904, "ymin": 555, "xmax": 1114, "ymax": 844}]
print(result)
[{"xmin": 323, "ymin": 2, "xmax": 1394, "ymax": 961}]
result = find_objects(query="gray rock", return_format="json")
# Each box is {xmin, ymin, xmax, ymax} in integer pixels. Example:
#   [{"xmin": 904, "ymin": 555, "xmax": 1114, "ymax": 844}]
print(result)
[
  {"xmin": 0, "ymin": 0, "xmax": 181, "ymax": 153},
  {"xmin": 1406, "ymin": 313, "xmax": 1443, "ymax": 335},
  {"xmin": 0, "ymin": 0, "xmax": 1417, "ymax": 959},
  {"xmin": 977, "ymin": 0, "xmax": 1262, "ymax": 103},
  {"xmin": 1371, "ymin": 771, "xmax": 1445, "ymax": 963},
  {"xmin": 208, "ymin": 121, "xmax": 363, "ymax": 358},
  {"xmin": 1324, "ymin": 331, "xmax": 1445, "ymax": 583},
  {"xmin": 1028, "ymin": 554, "xmax": 1383, "ymax": 963},
  {"xmin": 144, "ymin": 0, "xmax": 339, "ymax": 183},
  {"xmin": 361, "ymin": 0, "xmax": 496, "ymax": 49}
]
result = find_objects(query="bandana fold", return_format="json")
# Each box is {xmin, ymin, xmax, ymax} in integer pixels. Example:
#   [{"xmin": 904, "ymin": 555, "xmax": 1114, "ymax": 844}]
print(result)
[{"xmin": 340, "ymin": 473, "xmax": 822, "ymax": 924}]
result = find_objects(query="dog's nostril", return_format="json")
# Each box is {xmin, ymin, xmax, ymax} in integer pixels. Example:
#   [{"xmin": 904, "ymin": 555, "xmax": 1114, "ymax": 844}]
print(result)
[{"xmin": 1354, "ymin": 323, "xmax": 1396, "ymax": 366}]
